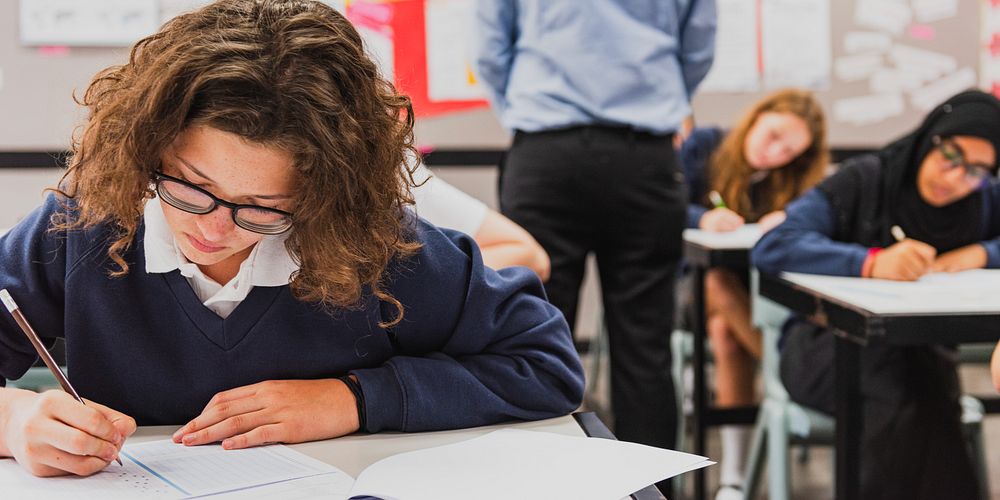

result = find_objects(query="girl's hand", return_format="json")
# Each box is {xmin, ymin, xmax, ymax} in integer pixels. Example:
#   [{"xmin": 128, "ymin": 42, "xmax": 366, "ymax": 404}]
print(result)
[
  {"xmin": 758, "ymin": 210, "xmax": 787, "ymax": 233},
  {"xmin": 172, "ymin": 379, "xmax": 360, "ymax": 450},
  {"xmin": 870, "ymin": 239, "xmax": 937, "ymax": 281},
  {"xmin": 931, "ymin": 244, "xmax": 987, "ymax": 273},
  {"xmin": 1, "ymin": 389, "xmax": 135, "ymax": 477},
  {"xmin": 699, "ymin": 207, "xmax": 744, "ymax": 232}
]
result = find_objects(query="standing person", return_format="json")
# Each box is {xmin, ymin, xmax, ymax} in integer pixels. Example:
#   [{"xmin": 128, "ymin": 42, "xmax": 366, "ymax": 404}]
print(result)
[
  {"xmin": 679, "ymin": 88, "xmax": 827, "ymax": 499},
  {"xmin": 472, "ymin": 0, "xmax": 717, "ymax": 481},
  {"xmin": 0, "ymin": 0, "xmax": 584, "ymax": 477},
  {"xmin": 753, "ymin": 90, "xmax": 1000, "ymax": 499}
]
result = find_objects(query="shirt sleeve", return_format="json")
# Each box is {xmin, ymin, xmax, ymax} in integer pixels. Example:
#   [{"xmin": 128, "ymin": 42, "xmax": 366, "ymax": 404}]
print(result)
[
  {"xmin": 752, "ymin": 188, "xmax": 869, "ymax": 277},
  {"xmin": 0, "ymin": 196, "xmax": 70, "ymax": 386},
  {"xmin": 676, "ymin": 0, "xmax": 717, "ymax": 98},
  {"xmin": 470, "ymin": 0, "xmax": 517, "ymax": 114},
  {"xmin": 410, "ymin": 164, "xmax": 488, "ymax": 236},
  {"xmin": 350, "ymin": 221, "xmax": 584, "ymax": 432}
]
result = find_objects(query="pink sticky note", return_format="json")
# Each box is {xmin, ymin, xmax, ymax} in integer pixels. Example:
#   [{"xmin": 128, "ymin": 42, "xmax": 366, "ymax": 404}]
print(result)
[
  {"xmin": 909, "ymin": 24, "xmax": 935, "ymax": 41},
  {"xmin": 37, "ymin": 46, "xmax": 70, "ymax": 57}
]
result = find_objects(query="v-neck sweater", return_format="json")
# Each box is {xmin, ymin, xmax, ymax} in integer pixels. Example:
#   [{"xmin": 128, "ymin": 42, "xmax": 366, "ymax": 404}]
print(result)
[{"xmin": 0, "ymin": 195, "xmax": 584, "ymax": 431}]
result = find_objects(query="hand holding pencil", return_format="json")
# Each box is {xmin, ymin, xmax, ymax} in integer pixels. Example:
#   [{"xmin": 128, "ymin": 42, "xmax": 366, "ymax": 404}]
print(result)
[
  {"xmin": 699, "ymin": 191, "xmax": 744, "ymax": 232},
  {"xmin": 0, "ymin": 289, "xmax": 135, "ymax": 477}
]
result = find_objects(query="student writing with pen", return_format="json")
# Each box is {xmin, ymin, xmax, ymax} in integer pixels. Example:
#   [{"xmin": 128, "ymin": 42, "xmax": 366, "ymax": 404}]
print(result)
[
  {"xmin": 752, "ymin": 90, "xmax": 1000, "ymax": 499},
  {"xmin": 0, "ymin": 0, "xmax": 584, "ymax": 478},
  {"xmin": 677, "ymin": 89, "xmax": 828, "ymax": 499}
]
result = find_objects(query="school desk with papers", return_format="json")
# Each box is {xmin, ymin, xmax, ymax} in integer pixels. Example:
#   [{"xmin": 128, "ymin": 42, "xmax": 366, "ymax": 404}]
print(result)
[{"xmin": 0, "ymin": 414, "xmax": 712, "ymax": 500}]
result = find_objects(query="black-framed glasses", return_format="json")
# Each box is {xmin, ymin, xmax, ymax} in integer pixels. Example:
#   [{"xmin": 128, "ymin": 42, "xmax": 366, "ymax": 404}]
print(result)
[
  {"xmin": 932, "ymin": 136, "xmax": 995, "ymax": 187},
  {"xmin": 153, "ymin": 172, "xmax": 294, "ymax": 235}
]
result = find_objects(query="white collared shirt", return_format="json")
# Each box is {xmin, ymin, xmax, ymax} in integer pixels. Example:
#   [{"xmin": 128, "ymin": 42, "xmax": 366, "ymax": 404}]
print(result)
[{"xmin": 143, "ymin": 198, "xmax": 299, "ymax": 318}]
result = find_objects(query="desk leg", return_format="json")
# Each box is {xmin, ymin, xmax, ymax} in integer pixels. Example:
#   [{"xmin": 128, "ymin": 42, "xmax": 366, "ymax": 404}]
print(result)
[
  {"xmin": 834, "ymin": 333, "xmax": 862, "ymax": 500},
  {"xmin": 692, "ymin": 265, "xmax": 707, "ymax": 500}
]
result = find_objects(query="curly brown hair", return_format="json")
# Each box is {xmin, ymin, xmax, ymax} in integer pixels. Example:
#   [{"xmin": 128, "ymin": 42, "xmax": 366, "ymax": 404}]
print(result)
[
  {"xmin": 709, "ymin": 88, "xmax": 828, "ymax": 221},
  {"xmin": 54, "ymin": 0, "xmax": 420, "ymax": 326}
]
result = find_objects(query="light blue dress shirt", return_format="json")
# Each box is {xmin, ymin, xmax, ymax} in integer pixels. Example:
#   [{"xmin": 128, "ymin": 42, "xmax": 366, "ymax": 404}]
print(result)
[{"xmin": 472, "ymin": 0, "xmax": 716, "ymax": 135}]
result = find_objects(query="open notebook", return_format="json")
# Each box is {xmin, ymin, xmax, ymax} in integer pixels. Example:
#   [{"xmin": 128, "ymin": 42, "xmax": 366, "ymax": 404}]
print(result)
[{"xmin": 0, "ymin": 429, "xmax": 712, "ymax": 500}]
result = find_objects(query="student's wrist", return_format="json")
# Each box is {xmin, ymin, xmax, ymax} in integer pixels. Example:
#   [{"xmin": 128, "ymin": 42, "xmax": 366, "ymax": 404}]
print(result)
[
  {"xmin": 861, "ymin": 247, "xmax": 882, "ymax": 278},
  {"xmin": 338, "ymin": 375, "xmax": 366, "ymax": 433},
  {"xmin": 0, "ymin": 388, "xmax": 36, "ymax": 457}
]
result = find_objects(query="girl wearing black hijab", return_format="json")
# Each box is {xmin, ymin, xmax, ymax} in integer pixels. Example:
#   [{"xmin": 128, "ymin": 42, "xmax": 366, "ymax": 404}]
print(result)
[{"xmin": 752, "ymin": 89, "xmax": 1000, "ymax": 499}]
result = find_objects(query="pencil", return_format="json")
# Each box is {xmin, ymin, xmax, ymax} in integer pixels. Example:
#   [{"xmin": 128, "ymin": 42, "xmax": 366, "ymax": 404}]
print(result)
[
  {"xmin": 0, "ymin": 289, "xmax": 123, "ymax": 466},
  {"xmin": 708, "ymin": 190, "xmax": 727, "ymax": 209}
]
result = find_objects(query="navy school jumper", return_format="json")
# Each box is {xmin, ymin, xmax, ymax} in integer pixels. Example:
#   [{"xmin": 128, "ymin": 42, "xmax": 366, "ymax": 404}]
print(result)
[{"xmin": 0, "ymin": 195, "xmax": 585, "ymax": 431}]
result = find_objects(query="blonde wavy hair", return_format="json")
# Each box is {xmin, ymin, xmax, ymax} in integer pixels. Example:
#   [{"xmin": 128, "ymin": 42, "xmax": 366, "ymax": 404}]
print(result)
[
  {"xmin": 709, "ymin": 88, "xmax": 828, "ymax": 221},
  {"xmin": 53, "ymin": 0, "xmax": 420, "ymax": 326}
]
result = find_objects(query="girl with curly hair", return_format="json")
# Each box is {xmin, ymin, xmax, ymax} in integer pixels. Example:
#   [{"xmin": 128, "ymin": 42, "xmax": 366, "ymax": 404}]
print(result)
[{"xmin": 0, "ymin": 0, "xmax": 583, "ymax": 477}]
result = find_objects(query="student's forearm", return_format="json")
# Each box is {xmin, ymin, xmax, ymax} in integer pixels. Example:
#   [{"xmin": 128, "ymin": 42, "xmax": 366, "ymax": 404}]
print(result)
[
  {"xmin": 992, "ymin": 341, "xmax": 1000, "ymax": 392},
  {"xmin": 481, "ymin": 244, "xmax": 551, "ymax": 282},
  {"xmin": 0, "ymin": 387, "xmax": 36, "ymax": 457}
]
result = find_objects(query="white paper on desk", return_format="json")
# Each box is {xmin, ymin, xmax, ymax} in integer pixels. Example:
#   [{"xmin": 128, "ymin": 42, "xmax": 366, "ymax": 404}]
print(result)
[
  {"xmin": 833, "ymin": 93, "xmax": 904, "ymax": 125},
  {"xmin": 843, "ymin": 31, "xmax": 892, "ymax": 55},
  {"xmin": 683, "ymin": 224, "xmax": 763, "ymax": 250},
  {"xmin": 912, "ymin": 0, "xmax": 957, "ymax": 23},
  {"xmin": 348, "ymin": 429, "xmax": 713, "ymax": 500},
  {"xmin": 0, "ymin": 440, "xmax": 347, "ymax": 499},
  {"xmin": 910, "ymin": 67, "xmax": 977, "ymax": 111},
  {"xmin": 855, "ymin": 0, "xmax": 911, "ymax": 36},
  {"xmin": 699, "ymin": 0, "xmax": 759, "ymax": 92},
  {"xmin": 761, "ymin": 0, "xmax": 831, "ymax": 89},
  {"xmin": 782, "ymin": 269, "xmax": 1000, "ymax": 315}
]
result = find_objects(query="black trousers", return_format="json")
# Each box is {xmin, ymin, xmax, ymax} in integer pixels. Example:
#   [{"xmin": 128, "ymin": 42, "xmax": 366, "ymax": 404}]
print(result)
[
  {"xmin": 499, "ymin": 126, "xmax": 685, "ymax": 452},
  {"xmin": 781, "ymin": 320, "xmax": 980, "ymax": 500}
]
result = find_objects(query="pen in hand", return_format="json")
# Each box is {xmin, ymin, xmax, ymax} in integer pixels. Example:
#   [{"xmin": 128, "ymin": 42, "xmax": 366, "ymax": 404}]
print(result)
[
  {"xmin": 0, "ymin": 289, "xmax": 123, "ymax": 466},
  {"xmin": 709, "ymin": 190, "xmax": 728, "ymax": 209},
  {"xmin": 891, "ymin": 225, "xmax": 906, "ymax": 242}
]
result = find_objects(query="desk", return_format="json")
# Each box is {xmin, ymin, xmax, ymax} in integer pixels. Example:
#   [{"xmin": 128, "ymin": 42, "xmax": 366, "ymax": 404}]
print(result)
[
  {"xmin": 681, "ymin": 226, "xmax": 761, "ymax": 500},
  {"xmin": 758, "ymin": 271, "xmax": 1000, "ymax": 500},
  {"xmin": 129, "ymin": 412, "xmax": 666, "ymax": 500}
]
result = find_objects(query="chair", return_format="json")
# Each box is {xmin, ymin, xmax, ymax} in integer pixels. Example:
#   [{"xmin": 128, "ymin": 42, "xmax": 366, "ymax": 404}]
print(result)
[
  {"xmin": 6, "ymin": 366, "xmax": 59, "ymax": 391},
  {"xmin": 742, "ymin": 271, "xmax": 990, "ymax": 500}
]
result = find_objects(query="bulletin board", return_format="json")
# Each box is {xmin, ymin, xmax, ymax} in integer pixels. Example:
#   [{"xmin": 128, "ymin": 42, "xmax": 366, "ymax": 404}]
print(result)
[
  {"xmin": 0, "ymin": 0, "xmax": 990, "ymax": 154},
  {"xmin": 691, "ymin": 0, "xmax": 984, "ymax": 148}
]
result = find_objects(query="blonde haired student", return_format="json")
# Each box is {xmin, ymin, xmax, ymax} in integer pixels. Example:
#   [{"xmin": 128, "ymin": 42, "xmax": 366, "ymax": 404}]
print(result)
[
  {"xmin": 0, "ymin": 0, "xmax": 583, "ymax": 477},
  {"xmin": 679, "ymin": 88, "xmax": 827, "ymax": 498}
]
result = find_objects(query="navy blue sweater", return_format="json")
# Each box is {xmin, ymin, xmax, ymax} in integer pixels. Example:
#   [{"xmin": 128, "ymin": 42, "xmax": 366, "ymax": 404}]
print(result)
[
  {"xmin": 753, "ymin": 186, "xmax": 1000, "ymax": 276},
  {"xmin": 0, "ymin": 196, "xmax": 584, "ymax": 431},
  {"xmin": 679, "ymin": 127, "xmax": 726, "ymax": 228}
]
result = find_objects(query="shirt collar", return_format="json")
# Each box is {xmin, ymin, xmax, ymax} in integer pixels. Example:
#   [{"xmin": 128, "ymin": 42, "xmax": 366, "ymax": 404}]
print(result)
[{"xmin": 142, "ymin": 198, "xmax": 298, "ymax": 287}]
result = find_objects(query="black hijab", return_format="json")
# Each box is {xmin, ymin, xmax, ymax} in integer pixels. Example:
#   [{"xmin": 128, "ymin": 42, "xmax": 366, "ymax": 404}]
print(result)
[{"xmin": 818, "ymin": 90, "xmax": 1000, "ymax": 252}]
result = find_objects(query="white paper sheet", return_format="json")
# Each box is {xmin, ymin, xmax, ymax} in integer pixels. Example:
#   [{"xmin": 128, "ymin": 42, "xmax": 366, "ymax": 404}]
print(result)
[
  {"xmin": 912, "ymin": 0, "xmax": 958, "ymax": 23},
  {"xmin": 19, "ymin": 0, "xmax": 159, "ymax": 47},
  {"xmin": 425, "ymin": 0, "xmax": 486, "ymax": 101},
  {"xmin": 854, "ymin": 0, "xmax": 911, "ymax": 36},
  {"xmin": 834, "ymin": 53, "xmax": 884, "ymax": 82},
  {"xmin": 683, "ymin": 224, "xmax": 763, "ymax": 250},
  {"xmin": 349, "ymin": 429, "xmax": 713, "ymax": 500},
  {"xmin": 910, "ymin": 66, "xmax": 977, "ymax": 111},
  {"xmin": 843, "ymin": 31, "xmax": 892, "ymax": 54},
  {"xmin": 833, "ymin": 93, "xmax": 904, "ymax": 125},
  {"xmin": 869, "ymin": 68, "xmax": 925, "ymax": 94},
  {"xmin": 761, "ymin": 0, "xmax": 831, "ymax": 89},
  {"xmin": 782, "ymin": 269, "xmax": 1000, "ymax": 314},
  {"xmin": 699, "ymin": 0, "xmax": 760, "ymax": 92},
  {"xmin": 0, "ymin": 440, "xmax": 345, "ymax": 499},
  {"xmin": 889, "ymin": 44, "xmax": 958, "ymax": 75}
]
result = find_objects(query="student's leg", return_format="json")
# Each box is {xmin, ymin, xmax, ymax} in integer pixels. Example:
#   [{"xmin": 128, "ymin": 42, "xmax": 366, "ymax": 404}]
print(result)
[
  {"xmin": 705, "ymin": 268, "xmax": 761, "ymax": 359},
  {"xmin": 706, "ymin": 314, "xmax": 755, "ymax": 497},
  {"xmin": 499, "ymin": 131, "xmax": 595, "ymax": 337},
  {"xmin": 782, "ymin": 326, "xmax": 979, "ymax": 499}
]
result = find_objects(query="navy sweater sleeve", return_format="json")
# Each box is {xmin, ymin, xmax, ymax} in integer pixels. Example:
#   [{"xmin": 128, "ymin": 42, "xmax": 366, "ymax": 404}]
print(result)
[
  {"xmin": 752, "ymin": 188, "xmax": 869, "ymax": 276},
  {"xmin": 977, "ymin": 180, "xmax": 1000, "ymax": 267},
  {"xmin": 351, "ymin": 220, "xmax": 585, "ymax": 432},
  {"xmin": 679, "ymin": 127, "xmax": 724, "ymax": 228},
  {"xmin": 0, "ymin": 196, "xmax": 76, "ymax": 386}
]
